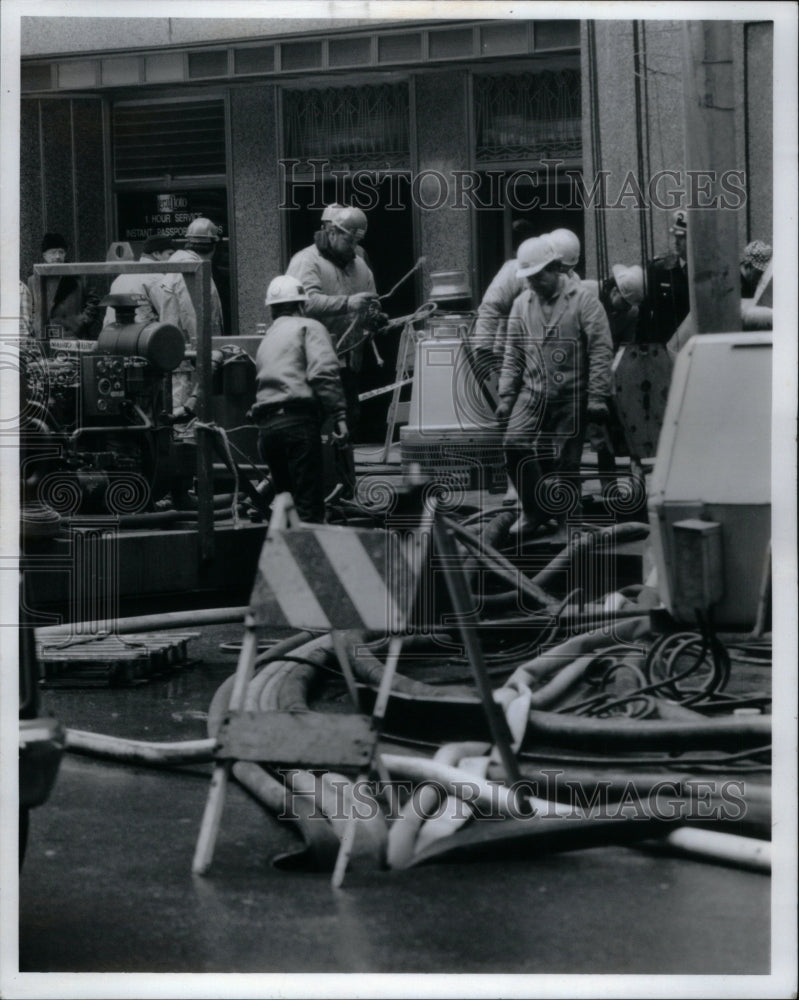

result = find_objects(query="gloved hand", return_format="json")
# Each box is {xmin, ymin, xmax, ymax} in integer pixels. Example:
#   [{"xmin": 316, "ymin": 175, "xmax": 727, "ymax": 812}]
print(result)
[
  {"xmin": 495, "ymin": 399, "xmax": 512, "ymax": 423},
  {"xmin": 331, "ymin": 418, "xmax": 350, "ymax": 446},
  {"xmin": 347, "ymin": 292, "xmax": 379, "ymax": 315},
  {"xmin": 586, "ymin": 399, "xmax": 609, "ymax": 423}
]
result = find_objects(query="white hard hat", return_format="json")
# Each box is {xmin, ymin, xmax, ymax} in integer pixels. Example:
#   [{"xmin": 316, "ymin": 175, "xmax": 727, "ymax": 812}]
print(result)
[
  {"xmin": 321, "ymin": 203, "xmax": 344, "ymax": 224},
  {"xmin": 265, "ymin": 275, "xmax": 308, "ymax": 306},
  {"xmin": 185, "ymin": 217, "xmax": 221, "ymax": 243},
  {"xmin": 332, "ymin": 206, "xmax": 368, "ymax": 240},
  {"xmin": 611, "ymin": 263, "xmax": 644, "ymax": 306},
  {"xmin": 516, "ymin": 236, "xmax": 559, "ymax": 278},
  {"xmin": 548, "ymin": 228, "xmax": 581, "ymax": 267}
]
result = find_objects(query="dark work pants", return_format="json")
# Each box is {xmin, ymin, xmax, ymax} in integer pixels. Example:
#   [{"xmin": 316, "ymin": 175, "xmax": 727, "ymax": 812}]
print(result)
[
  {"xmin": 504, "ymin": 399, "xmax": 585, "ymax": 525},
  {"xmin": 258, "ymin": 412, "xmax": 325, "ymax": 523}
]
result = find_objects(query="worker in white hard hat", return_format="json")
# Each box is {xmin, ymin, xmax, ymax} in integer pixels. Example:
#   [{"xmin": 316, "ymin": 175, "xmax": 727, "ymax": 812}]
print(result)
[
  {"xmin": 159, "ymin": 217, "xmax": 224, "ymax": 347},
  {"xmin": 321, "ymin": 203, "xmax": 345, "ymax": 229},
  {"xmin": 286, "ymin": 205, "xmax": 379, "ymax": 494},
  {"xmin": 580, "ymin": 262, "xmax": 645, "ymax": 481},
  {"xmin": 548, "ymin": 228, "xmax": 582, "ymax": 276},
  {"xmin": 587, "ymin": 263, "xmax": 645, "ymax": 348},
  {"xmin": 103, "ymin": 235, "xmax": 179, "ymax": 327},
  {"xmin": 471, "ymin": 220, "xmax": 535, "ymax": 504},
  {"xmin": 158, "ymin": 217, "xmax": 225, "ymax": 428},
  {"xmin": 495, "ymin": 235, "xmax": 614, "ymax": 537},
  {"xmin": 251, "ymin": 275, "xmax": 348, "ymax": 523}
]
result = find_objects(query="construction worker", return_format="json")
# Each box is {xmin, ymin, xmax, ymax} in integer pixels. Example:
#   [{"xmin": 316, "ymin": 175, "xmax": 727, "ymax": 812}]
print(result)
[
  {"xmin": 548, "ymin": 228, "xmax": 583, "ymax": 279},
  {"xmin": 286, "ymin": 205, "xmax": 379, "ymax": 494},
  {"xmin": 471, "ymin": 220, "xmax": 536, "ymax": 504},
  {"xmin": 158, "ymin": 217, "xmax": 224, "ymax": 419},
  {"xmin": 102, "ymin": 235, "xmax": 178, "ymax": 326},
  {"xmin": 251, "ymin": 275, "xmax": 349, "ymax": 524},
  {"xmin": 582, "ymin": 264, "xmax": 645, "ymax": 479},
  {"xmin": 584, "ymin": 263, "xmax": 645, "ymax": 348},
  {"xmin": 319, "ymin": 203, "xmax": 372, "ymax": 268},
  {"xmin": 637, "ymin": 209, "xmax": 690, "ymax": 343},
  {"xmin": 159, "ymin": 217, "xmax": 224, "ymax": 347},
  {"xmin": 740, "ymin": 240, "xmax": 772, "ymax": 299},
  {"xmin": 496, "ymin": 236, "xmax": 614, "ymax": 537},
  {"xmin": 27, "ymin": 232, "xmax": 102, "ymax": 338}
]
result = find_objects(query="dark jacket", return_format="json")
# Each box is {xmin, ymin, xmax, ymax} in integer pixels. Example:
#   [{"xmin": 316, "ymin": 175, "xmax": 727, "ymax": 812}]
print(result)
[
  {"xmin": 27, "ymin": 273, "xmax": 101, "ymax": 338},
  {"xmin": 637, "ymin": 252, "xmax": 689, "ymax": 344}
]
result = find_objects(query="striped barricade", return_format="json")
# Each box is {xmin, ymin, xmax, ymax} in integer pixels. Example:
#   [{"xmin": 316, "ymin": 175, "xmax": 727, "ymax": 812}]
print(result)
[{"xmin": 249, "ymin": 522, "xmax": 426, "ymax": 634}]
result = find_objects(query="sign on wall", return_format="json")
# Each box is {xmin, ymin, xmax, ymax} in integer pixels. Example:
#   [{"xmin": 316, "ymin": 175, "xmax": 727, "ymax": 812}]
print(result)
[{"xmin": 116, "ymin": 189, "xmax": 228, "ymax": 243}]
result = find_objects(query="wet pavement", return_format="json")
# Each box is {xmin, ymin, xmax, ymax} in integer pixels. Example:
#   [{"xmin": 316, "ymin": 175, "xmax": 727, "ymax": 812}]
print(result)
[{"xmin": 19, "ymin": 623, "xmax": 770, "ymax": 975}]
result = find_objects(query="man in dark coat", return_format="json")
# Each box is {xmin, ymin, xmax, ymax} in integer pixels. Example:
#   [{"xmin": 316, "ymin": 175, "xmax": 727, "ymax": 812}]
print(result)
[
  {"xmin": 27, "ymin": 232, "xmax": 102, "ymax": 338},
  {"xmin": 637, "ymin": 209, "xmax": 690, "ymax": 344}
]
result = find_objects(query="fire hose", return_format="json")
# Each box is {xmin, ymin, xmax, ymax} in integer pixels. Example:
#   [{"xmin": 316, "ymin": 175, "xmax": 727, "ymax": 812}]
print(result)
[{"xmin": 49, "ymin": 515, "xmax": 771, "ymax": 874}]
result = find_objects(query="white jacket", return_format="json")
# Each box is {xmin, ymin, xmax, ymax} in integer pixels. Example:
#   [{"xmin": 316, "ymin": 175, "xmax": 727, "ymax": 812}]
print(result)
[
  {"xmin": 103, "ymin": 253, "xmax": 170, "ymax": 326},
  {"xmin": 158, "ymin": 249, "xmax": 223, "ymax": 347}
]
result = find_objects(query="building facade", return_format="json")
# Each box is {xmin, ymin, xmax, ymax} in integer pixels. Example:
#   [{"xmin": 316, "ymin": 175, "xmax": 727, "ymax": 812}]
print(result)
[{"xmin": 20, "ymin": 16, "xmax": 772, "ymax": 346}]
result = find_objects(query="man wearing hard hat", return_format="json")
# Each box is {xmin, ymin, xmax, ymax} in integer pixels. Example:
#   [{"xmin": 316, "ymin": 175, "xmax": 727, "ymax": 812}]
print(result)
[
  {"xmin": 495, "ymin": 235, "xmax": 614, "ymax": 537},
  {"xmin": 287, "ymin": 206, "xmax": 379, "ymax": 495},
  {"xmin": 251, "ymin": 275, "xmax": 348, "ymax": 523},
  {"xmin": 287, "ymin": 206, "xmax": 379, "ymax": 418},
  {"xmin": 159, "ymin": 217, "xmax": 225, "ymax": 347}
]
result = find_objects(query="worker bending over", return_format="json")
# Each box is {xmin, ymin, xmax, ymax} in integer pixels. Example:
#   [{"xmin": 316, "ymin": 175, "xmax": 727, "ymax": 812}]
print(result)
[{"xmin": 251, "ymin": 276, "xmax": 349, "ymax": 524}]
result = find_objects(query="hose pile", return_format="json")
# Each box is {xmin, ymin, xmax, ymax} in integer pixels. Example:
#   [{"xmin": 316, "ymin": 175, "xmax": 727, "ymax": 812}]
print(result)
[{"xmin": 52, "ymin": 508, "xmax": 772, "ymax": 876}]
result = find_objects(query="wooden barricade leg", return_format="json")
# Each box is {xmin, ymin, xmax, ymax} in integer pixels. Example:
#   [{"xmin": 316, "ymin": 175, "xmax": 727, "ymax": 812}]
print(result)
[
  {"xmin": 331, "ymin": 634, "xmax": 404, "ymax": 888},
  {"xmin": 192, "ymin": 620, "xmax": 258, "ymax": 874},
  {"xmin": 192, "ymin": 493, "xmax": 300, "ymax": 875},
  {"xmin": 331, "ymin": 498, "xmax": 437, "ymax": 886}
]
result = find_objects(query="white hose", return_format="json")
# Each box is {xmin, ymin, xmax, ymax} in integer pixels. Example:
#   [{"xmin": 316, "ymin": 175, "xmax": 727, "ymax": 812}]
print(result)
[{"xmin": 65, "ymin": 729, "xmax": 215, "ymax": 764}]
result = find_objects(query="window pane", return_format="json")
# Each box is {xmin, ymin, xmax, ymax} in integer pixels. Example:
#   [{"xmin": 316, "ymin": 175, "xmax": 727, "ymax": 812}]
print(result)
[
  {"xmin": 480, "ymin": 23, "xmax": 529, "ymax": 56},
  {"xmin": 329, "ymin": 36, "xmax": 372, "ymax": 67},
  {"xmin": 535, "ymin": 20, "xmax": 580, "ymax": 51},
  {"xmin": 188, "ymin": 50, "xmax": 227, "ymax": 79},
  {"xmin": 428, "ymin": 28, "xmax": 474, "ymax": 60},
  {"xmin": 234, "ymin": 45, "xmax": 275, "ymax": 75},
  {"xmin": 378, "ymin": 33, "xmax": 422, "ymax": 63},
  {"xmin": 281, "ymin": 40, "xmax": 323, "ymax": 71}
]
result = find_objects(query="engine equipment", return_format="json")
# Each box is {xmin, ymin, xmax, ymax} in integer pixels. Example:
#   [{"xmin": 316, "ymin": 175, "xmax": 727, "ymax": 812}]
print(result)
[
  {"xmin": 20, "ymin": 294, "xmax": 185, "ymax": 514},
  {"xmin": 399, "ymin": 277, "xmax": 505, "ymax": 492}
]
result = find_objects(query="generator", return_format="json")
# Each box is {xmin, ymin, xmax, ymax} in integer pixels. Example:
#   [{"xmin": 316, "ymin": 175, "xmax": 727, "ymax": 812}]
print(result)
[
  {"xmin": 20, "ymin": 294, "xmax": 185, "ymax": 515},
  {"xmin": 647, "ymin": 332, "xmax": 771, "ymax": 628},
  {"xmin": 399, "ymin": 272, "xmax": 505, "ymax": 493}
]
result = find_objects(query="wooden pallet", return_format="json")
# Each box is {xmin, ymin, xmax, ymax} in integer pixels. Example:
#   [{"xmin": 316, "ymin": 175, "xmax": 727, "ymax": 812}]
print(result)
[{"xmin": 36, "ymin": 631, "xmax": 200, "ymax": 685}]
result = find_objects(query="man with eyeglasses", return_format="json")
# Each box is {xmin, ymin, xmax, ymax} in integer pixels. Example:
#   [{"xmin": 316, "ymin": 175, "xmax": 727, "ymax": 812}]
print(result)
[
  {"xmin": 287, "ymin": 206, "xmax": 379, "ymax": 493},
  {"xmin": 26, "ymin": 232, "xmax": 102, "ymax": 338}
]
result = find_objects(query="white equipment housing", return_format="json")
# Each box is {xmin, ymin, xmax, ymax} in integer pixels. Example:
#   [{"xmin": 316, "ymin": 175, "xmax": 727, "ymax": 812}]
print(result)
[{"xmin": 647, "ymin": 332, "xmax": 771, "ymax": 628}]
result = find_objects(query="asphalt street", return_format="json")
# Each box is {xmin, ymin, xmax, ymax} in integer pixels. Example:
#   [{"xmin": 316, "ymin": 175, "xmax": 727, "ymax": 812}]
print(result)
[{"xmin": 18, "ymin": 623, "xmax": 771, "ymax": 976}]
